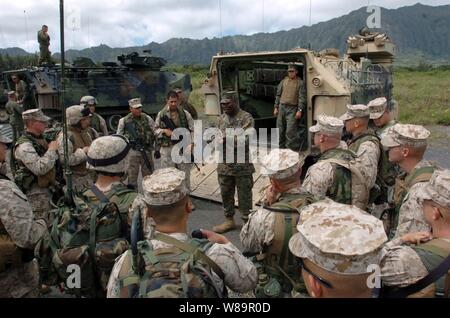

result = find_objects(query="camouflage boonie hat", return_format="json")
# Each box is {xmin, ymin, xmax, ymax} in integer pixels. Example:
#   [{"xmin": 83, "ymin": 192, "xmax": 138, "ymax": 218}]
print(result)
[
  {"xmin": 142, "ymin": 168, "xmax": 188, "ymax": 206},
  {"xmin": 381, "ymin": 123, "xmax": 430, "ymax": 149},
  {"xmin": 368, "ymin": 97, "xmax": 387, "ymax": 120},
  {"xmin": 260, "ymin": 148, "xmax": 305, "ymax": 180},
  {"xmin": 289, "ymin": 201, "xmax": 387, "ymax": 274},
  {"xmin": 87, "ymin": 135, "xmax": 131, "ymax": 173},
  {"xmin": 22, "ymin": 109, "xmax": 51, "ymax": 122},
  {"xmin": 129, "ymin": 98, "xmax": 143, "ymax": 109},
  {"xmin": 339, "ymin": 104, "xmax": 370, "ymax": 121},
  {"xmin": 309, "ymin": 115, "xmax": 344, "ymax": 135},
  {"xmin": 417, "ymin": 169, "xmax": 450, "ymax": 209},
  {"xmin": 220, "ymin": 91, "xmax": 238, "ymax": 104},
  {"xmin": 0, "ymin": 131, "xmax": 12, "ymax": 144},
  {"xmin": 80, "ymin": 96, "xmax": 98, "ymax": 106},
  {"xmin": 66, "ymin": 105, "xmax": 91, "ymax": 126}
]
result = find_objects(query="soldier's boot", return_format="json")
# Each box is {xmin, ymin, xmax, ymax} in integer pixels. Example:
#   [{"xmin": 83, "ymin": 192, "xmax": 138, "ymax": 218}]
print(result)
[{"xmin": 212, "ymin": 216, "xmax": 236, "ymax": 234}]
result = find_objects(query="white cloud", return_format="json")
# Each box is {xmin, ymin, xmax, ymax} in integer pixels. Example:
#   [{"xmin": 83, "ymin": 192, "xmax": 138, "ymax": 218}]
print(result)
[{"xmin": 0, "ymin": 0, "xmax": 448, "ymax": 53}]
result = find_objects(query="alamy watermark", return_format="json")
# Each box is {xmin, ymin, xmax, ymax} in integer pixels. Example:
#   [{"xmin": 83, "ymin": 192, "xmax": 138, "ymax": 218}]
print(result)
[{"xmin": 366, "ymin": 5, "xmax": 381, "ymax": 29}]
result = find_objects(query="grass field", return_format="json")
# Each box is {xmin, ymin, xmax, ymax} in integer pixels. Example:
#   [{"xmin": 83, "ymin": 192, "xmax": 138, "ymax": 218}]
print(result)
[{"xmin": 167, "ymin": 65, "xmax": 450, "ymax": 126}]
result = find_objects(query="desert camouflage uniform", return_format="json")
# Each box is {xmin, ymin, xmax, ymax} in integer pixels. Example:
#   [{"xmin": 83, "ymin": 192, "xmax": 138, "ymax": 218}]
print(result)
[
  {"xmin": 381, "ymin": 170, "xmax": 450, "ymax": 297},
  {"xmin": 155, "ymin": 106, "xmax": 194, "ymax": 190},
  {"xmin": 0, "ymin": 177, "xmax": 47, "ymax": 298},
  {"xmin": 179, "ymin": 99, "xmax": 198, "ymax": 120},
  {"xmin": 5, "ymin": 99, "xmax": 24, "ymax": 139},
  {"xmin": 14, "ymin": 137, "xmax": 57, "ymax": 222},
  {"xmin": 217, "ymin": 108, "xmax": 255, "ymax": 219},
  {"xmin": 106, "ymin": 167, "xmax": 257, "ymax": 297},
  {"xmin": 117, "ymin": 99, "xmax": 156, "ymax": 188},
  {"xmin": 37, "ymin": 29, "xmax": 51, "ymax": 65},
  {"xmin": 393, "ymin": 162, "xmax": 436, "ymax": 239},
  {"xmin": 91, "ymin": 113, "xmax": 109, "ymax": 137},
  {"xmin": 57, "ymin": 128, "xmax": 94, "ymax": 193}
]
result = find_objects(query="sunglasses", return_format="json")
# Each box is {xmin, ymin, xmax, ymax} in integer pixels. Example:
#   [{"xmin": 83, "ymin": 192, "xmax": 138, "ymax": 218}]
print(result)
[{"xmin": 299, "ymin": 258, "xmax": 333, "ymax": 289}]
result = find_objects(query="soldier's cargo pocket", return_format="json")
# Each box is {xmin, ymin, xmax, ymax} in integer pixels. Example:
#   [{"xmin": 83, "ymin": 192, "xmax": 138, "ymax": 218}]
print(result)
[{"xmin": 95, "ymin": 238, "xmax": 129, "ymax": 289}]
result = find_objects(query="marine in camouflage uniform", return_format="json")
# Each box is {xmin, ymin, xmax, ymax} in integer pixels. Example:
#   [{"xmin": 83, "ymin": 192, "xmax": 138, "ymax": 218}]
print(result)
[
  {"xmin": 381, "ymin": 123, "xmax": 437, "ymax": 239},
  {"xmin": 80, "ymin": 96, "xmax": 109, "ymax": 137},
  {"xmin": 155, "ymin": 91, "xmax": 194, "ymax": 191},
  {"xmin": 288, "ymin": 201, "xmax": 387, "ymax": 298},
  {"xmin": 213, "ymin": 91, "xmax": 255, "ymax": 234},
  {"xmin": 274, "ymin": 63, "xmax": 307, "ymax": 151},
  {"xmin": 0, "ymin": 132, "xmax": 47, "ymax": 298},
  {"xmin": 341, "ymin": 104, "xmax": 381, "ymax": 206},
  {"xmin": 57, "ymin": 105, "xmax": 95, "ymax": 193},
  {"xmin": 14, "ymin": 109, "xmax": 59, "ymax": 224},
  {"xmin": 369, "ymin": 97, "xmax": 400, "ymax": 205},
  {"xmin": 106, "ymin": 168, "xmax": 257, "ymax": 298},
  {"xmin": 11, "ymin": 75, "xmax": 32, "ymax": 111},
  {"xmin": 117, "ymin": 98, "xmax": 156, "ymax": 188},
  {"xmin": 303, "ymin": 115, "xmax": 367, "ymax": 209},
  {"xmin": 81, "ymin": 135, "xmax": 138, "ymax": 238},
  {"xmin": 175, "ymin": 88, "xmax": 198, "ymax": 120},
  {"xmin": 380, "ymin": 169, "xmax": 450, "ymax": 298},
  {"xmin": 37, "ymin": 25, "xmax": 52, "ymax": 66},
  {"xmin": 241, "ymin": 149, "xmax": 321, "ymax": 297},
  {"xmin": 5, "ymin": 91, "xmax": 24, "ymax": 140}
]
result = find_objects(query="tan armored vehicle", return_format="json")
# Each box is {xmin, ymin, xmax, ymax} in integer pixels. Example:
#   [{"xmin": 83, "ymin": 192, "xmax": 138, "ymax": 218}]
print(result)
[{"xmin": 191, "ymin": 30, "xmax": 396, "ymax": 203}]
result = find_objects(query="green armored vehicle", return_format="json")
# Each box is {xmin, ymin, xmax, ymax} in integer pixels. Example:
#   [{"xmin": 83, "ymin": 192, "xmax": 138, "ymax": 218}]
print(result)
[
  {"xmin": 191, "ymin": 29, "xmax": 396, "ymax": 203},
  {"xmin": 0, "ymin": 50, "xmax": 191, "ymax": 130}
]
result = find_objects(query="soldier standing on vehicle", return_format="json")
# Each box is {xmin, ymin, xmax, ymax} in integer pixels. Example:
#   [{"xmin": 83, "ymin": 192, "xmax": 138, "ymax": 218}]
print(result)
[
  {"xmin": 155, "ymin": 91, "xmax": 194, "ymax": 192},
  {"xmin": 107, "ymin": 167, "xmax": 257, "ymax": 298},
  {"xmin": 240, "ymin": 148, "xmax": 322, "ymax": 297},
  {"xmin": 288, "ymin": 201, "xmax": 387, "ymax": 298},
  {"xmin": 11, "ymin": 74, "xmax": 32, "ymax": 111},
  {"xmin": 80, "ymin": 96, "xmax": 109, "ymax": 137},
  {"xmin": 13, "ymin": 109, "xmax": 59, "ymax": 224},
  {"xmin": 57, "ymin": 105, "xmax": 95, "ymax": 193},
  {"xmin": 380, "ymin": 123, "xmax": 438, "ymax": 239},
  {"xmin": 175, "ymin": 88, "xmax": 198, "ymax": 120},
  {"xmin": 5, "ymin": 91, "xmax": 24, "ymax": 140},
  {"xmin": 274, "ymin": 63, "xmax": 307, "ymax": 151},
  {"xmin": 117, "ymin": 98, "xmax": 156, "ymax": 188},
  {"xmin": 0, "ymin": 131, "xmax": 47, "ymax": 298},
  {"xmin": 37, "ymin": 25, "xmax": 52, "ymax": 66},
  {"xmin": 212, "ymin": 91, "xmax": 255, "ymax": 234},
  {"xmin": 340, "ymin": 104, "xmax": 381, "ymax": 207},
  {"xmin": 302, "ymin": 115, "xmax": 367, "ymax": 208}
]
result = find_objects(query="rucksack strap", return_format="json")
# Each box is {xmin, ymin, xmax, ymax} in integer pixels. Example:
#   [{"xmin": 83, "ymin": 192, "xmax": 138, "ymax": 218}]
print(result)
[
  {"xmin": 383, "ymin": 255, "xmax": 450, "ymax": 298},
  {"xmin": 154, "ymin": 233, "xmax": 225, "ymax": 280},
  {"xmin": 90, "ymin": 184, "xmax": 110, "ymax": 203}
]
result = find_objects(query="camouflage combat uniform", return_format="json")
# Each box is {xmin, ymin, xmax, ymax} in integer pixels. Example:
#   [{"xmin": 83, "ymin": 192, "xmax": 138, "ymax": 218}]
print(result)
[
  {"xmin": 179, "ymin": 99, "xmax": 198, "ymax": 120},
  {"xmin": 91, "ymin": 113, "xmax": 109, "ymax": 137},
  {"xmin": 5, "ymin": 98, "xmax": 24, "ymax": 140},
  {"xmin": 57, "ymin": 106, "xmax": 95, "ymax": 193},
  {"xmin": 37, "ymin": 29, "xmax": 51, "ymax": 65},
  {"xmin": 274, "ymin": 64, "xmax": 307, "ymax": 151},
  {"xmin": 106, "ymin": 167, "xmax": 257, "ymax": 298},
  {"xmin": 117, "ymin": 98, "xmax": 156, "ymax": 188},
  {"xmin": 155, "ymin": 105, "xmax": 194, "ymax": 190},
  {"xmin": 217, "ymin": 108, "xmax": 255, "ymax": 220},
  {"xmin": 0, "ymin": 175, "xmax": 47, "ymax": 298},
  {"xmin": 381, "ymin": 124, "xmax": 436, "ymax": 239},
  {"xmin": 15, "ymin": 79, "xmax": 32, "ymax": 111}
]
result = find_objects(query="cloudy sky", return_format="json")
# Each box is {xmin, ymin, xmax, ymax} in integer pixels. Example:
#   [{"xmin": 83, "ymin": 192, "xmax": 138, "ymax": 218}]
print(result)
[{"xmin": 0, "ymin": 0, "xmax": 449, "ymax": 52}]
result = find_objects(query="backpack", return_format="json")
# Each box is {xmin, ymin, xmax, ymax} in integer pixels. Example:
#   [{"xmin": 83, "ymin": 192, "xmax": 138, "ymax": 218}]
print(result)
[
  {"xmin": 38, "ymin": 188, "xmax": 129, "ymax": 297},
  {"xmin": 119, "ymin": 223, "xmax": 226, "ymax": 298}
]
